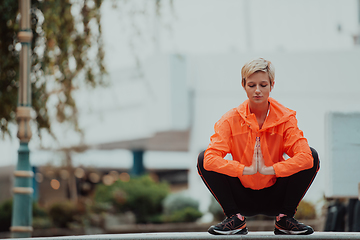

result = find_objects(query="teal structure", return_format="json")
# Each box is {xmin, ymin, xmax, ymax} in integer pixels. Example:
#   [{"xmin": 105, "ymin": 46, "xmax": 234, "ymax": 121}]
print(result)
[
  {"xmin": 11, "ymin": 0, "xmax": 34, "ymax": 237},
  {"xmin": 131, "ymin": 150, "xmax": 145, "ymax": 176},
  {"xmin": 11, "ymin": 143, "xmax": 33, "ymax": 238}
]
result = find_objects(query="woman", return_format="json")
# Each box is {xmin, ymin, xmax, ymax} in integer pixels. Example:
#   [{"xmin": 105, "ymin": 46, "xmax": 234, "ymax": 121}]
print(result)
[{"xmin": 197, "ymin": 58, "xmax": 319, "ymax": 235}]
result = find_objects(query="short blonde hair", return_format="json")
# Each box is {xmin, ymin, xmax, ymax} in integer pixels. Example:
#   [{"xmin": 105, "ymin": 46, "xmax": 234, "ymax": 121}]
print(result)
[{"xmin": 241, "ymin": 58, "xmax": 275, "ymax": 88}]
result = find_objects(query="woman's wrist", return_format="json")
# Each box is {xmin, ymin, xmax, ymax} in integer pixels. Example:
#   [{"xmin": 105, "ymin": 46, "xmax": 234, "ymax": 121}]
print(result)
[
  {"xmin": 243, "ymin": 166, "xmax": 256, "ymax": 175},
  {"xmin": 261, "ymin": 166, "xmax": 275, "ymax": 175}
]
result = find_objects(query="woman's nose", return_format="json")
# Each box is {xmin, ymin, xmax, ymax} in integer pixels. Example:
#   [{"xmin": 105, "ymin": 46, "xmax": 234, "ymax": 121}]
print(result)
[{"xmin": 255, "ymin": 86, "xmax": 261, "ymax": 93}]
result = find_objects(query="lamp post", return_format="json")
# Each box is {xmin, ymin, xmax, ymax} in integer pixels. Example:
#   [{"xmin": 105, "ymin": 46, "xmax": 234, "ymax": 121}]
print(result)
[{"xmin": 10, "ymin": 0, "xmax": 34, "ymax": 238}]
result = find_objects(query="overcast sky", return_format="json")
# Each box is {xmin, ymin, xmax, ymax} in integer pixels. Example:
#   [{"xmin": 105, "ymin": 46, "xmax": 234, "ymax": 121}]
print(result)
[{"xmin": 101, "ymin": 0, "xmax": 359, "ymax": 70}]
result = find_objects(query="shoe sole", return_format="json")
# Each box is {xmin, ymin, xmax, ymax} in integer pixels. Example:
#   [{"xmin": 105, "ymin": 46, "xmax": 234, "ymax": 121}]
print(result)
[
  {"xmin": 274, "ymin": 228, "xmax": 314, "ymax": 235},
  {"xmin": 208, "ymin": 227, "xmax": 248, "ymax": 235}
]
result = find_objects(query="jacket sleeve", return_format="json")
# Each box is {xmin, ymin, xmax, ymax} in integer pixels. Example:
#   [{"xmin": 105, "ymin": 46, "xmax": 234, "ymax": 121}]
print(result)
[
  {"xmin": 272, "ymin": 116, "xmax": 313, "ymax": 177},
  {"xmin": 204, "ymin": 119, "xmax": 245, "ymax": 177}
]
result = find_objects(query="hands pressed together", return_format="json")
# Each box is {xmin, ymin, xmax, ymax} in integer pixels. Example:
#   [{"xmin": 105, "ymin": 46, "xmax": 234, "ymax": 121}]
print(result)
[{"xmin": 243, "ymin": 137, "xmax": 275, "ymax": 175}]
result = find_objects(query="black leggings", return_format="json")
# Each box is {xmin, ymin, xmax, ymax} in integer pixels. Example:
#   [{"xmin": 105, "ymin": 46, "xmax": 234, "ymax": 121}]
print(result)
[{"xmin": 197, "ymin": 148, "xmax": 319, "ymax": 217}]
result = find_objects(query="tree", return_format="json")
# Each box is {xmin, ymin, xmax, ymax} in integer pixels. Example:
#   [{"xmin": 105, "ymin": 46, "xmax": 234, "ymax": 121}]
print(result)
[
  {"xmin": 0, "ymin": 0, "xmax": 106, "ymax": 139},
  {"xmin": 0, "ymin": 0, "xmax": 174, "ymax": 143}
]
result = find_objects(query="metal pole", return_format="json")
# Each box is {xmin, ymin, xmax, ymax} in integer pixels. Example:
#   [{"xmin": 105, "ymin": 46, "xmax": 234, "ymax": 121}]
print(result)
[
  {"xmin": 10, "ymin": 0, "xmax": 34, "ymax": 238},
  {"xmin": 131, "ymin": 150, "xmax": 145, "ymax": 176}
]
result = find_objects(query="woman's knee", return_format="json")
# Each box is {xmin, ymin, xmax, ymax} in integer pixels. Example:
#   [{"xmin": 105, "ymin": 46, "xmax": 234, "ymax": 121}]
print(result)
[
  {"xmin": 309, "ymin": 147, "xmax": 320, "ymax": 170},
  {"xmin": 197, "ymin": 150, "xmax": 206, "ymax": 171}
]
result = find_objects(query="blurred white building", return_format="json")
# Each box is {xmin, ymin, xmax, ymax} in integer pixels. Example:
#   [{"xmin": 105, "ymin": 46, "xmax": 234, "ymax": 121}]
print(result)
[
  {"xmin": 28, "ymin": 49, "xmax": 360, "ymax": 214},
  {"xmin": 1, "ymin": 0, "xmax": 360, "ymax": 216}
]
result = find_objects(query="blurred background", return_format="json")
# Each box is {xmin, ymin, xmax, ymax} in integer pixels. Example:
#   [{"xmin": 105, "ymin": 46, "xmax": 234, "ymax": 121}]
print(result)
[{"xmin": 1, "ymin": 0, "xmax": 360, "ymax": 237}]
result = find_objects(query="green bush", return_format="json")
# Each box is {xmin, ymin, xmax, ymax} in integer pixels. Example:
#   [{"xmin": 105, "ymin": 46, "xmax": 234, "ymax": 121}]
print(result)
[
  {"xmin": 32, "ymin": 217, "xmax": 52, "ymax": 229},
  {"xmin": 48, "ymin": 201, "xmax": 79, "ymax": 228},
  {"xmin": 0, "ymin": 200, "xmax": 50, "ymax": 231},
  {"xmin": 295, "ymin": 200, "xmax": 317, "ymax": 220},
  {"xmin": 163, "ymin": 192, "xmax": 199, "ymax": 215},
  {"xmin": 162, "ymin": 192, "xmax": 202, "ymax": 223},
  {"xmin": 94, "ymin": 175, "xmax": 170, "ymax": 223},
  {"xmin": 89, "ymin": 201, "xmax": 112, "ymax": 214},
  {"xmin": 167, "ymin": 207, "xmax": 202, "ymax": 223},
  {"xmin": 33, "ymin": 202, "xmax": 48, "ymax": 218},
  {"xmin": 33, "ymin": 202, "xmax": 51, "ymax": 229},
  {"xmin": 0, "ymin": 199, "xmax": 12, "ymax": 232}
]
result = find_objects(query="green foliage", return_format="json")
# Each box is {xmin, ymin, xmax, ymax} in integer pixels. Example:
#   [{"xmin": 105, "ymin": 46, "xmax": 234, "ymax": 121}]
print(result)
[
  {"xmin": 295, "ymin": 200, "xmax": 317, "ymax": 220},
  {"xmin": 0, "ymin": 199, "xmax": 12, "ymax": 232},
  {"xmin": 48, "ymin": 201, "xmax": 79, "ymax": 228},
  {"xmin": 94, "ymin": 175, "xmax": 170, "ymax": 223},
  {"xmin": 162, "ymin": 192, "xmax": 202, "ymax": 223},
  {"xmin": 0, "ymin": 0, "xmax": 176, "ymax": 141},
  {"xmin": 166, "ymin": 207, "xmax": 202, "ymax": 223},
  {"xmin": 89, "ymin": 201, "xmax": 112, "ymax": 214},
  {"xmin": 0, "ymin": 200, "xmax": 50, "ymax": 232},
  {"xmin": 0, "ymin": 0, "xmax": 106, "ymax": 138},
  {"xmin": 33, "ymin": 201, "xmax": 48, "ymax": 218},
  {"xmin": 33, "ymin": 202, "xmax": 52, "ymax": 229},
  {"xmin": 0, "ymin": 1, "xmax": 20, "ymax": 136},
  {"xmin": 163, "ymin": 192, "xmax": 199, "ymax": 215},
  {"xmin": 33, "ymin": 216, "xmax": 52, "ymax": 229}
]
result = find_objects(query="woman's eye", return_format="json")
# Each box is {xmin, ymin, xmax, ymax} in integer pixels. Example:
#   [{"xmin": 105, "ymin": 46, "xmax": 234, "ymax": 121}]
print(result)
[
  {"xmin": 261, "ymin": 85, "xmax": 268, "ymax": 87},
  {"xmin": 248, "ymin": 85, "xmax": 255, "ymax": 88}
]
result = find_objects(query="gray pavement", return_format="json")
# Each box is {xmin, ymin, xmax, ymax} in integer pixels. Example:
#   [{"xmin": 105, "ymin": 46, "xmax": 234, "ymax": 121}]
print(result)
[{"xmin": 26, "ymin": 232, "xmax": 360, "ymax": 240}]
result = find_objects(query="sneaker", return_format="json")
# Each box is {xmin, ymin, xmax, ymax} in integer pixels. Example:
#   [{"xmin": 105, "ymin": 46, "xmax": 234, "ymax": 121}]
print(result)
[
  {"xmin": 274, "ymin": 215, "xmax": 314, "ymax": 235},
  {"xmin": 208, "ymin": 213, "xmax": 248, "ymax": 235}
]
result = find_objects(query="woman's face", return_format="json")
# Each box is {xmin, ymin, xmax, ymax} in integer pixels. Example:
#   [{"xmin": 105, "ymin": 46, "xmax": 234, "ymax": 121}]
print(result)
[{"xmin": 244, "ymin": 71, "xmax": 273, "ymax": 105}]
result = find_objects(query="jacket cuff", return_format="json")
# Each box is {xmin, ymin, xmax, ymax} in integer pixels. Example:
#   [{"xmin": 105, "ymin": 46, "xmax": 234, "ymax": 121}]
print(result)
[
  {"xmin": 238, "ymin": 164, "xmax": 245, "ymax": 177},
  {"xmin": 273, "ymin": 163, "xmax": 281, "ymax": 177}
]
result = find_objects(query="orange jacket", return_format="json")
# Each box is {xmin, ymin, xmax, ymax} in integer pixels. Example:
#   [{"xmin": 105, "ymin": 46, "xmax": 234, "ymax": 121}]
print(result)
[{"xmin": 203, "ymin": 97, "xmax": 314, "ymax": 190}]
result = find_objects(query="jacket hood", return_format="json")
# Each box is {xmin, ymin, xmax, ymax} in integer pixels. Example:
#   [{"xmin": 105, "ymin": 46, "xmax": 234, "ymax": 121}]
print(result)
[{"xmin": 236, "ymin": 97, "xmax": 296, "ymax": 131}]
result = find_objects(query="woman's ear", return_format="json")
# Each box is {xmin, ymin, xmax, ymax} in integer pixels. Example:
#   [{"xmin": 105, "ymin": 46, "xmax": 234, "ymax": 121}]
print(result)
[
  {"xmin": 242, "ymin": 78, "xmax": 246, "ymax": 89},
  {"xmin": 270, "ymin": 81, "xmax": 275, "ymax": 91}
]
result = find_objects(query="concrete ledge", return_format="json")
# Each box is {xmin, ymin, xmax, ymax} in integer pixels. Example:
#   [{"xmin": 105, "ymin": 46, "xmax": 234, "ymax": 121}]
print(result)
[
  {"xmin": 104, "ymin": 219, "xmax": 323, "ymax": 234},
  {"xmin": 27, "ymin": 232, "xmax": 360, "ymax": 240}
]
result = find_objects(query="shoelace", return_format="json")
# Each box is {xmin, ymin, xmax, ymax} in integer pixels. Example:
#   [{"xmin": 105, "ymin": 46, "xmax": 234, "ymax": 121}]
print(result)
[{"xmin": 220, "ymin": 213, "xmax": 244, "ymax": 226}]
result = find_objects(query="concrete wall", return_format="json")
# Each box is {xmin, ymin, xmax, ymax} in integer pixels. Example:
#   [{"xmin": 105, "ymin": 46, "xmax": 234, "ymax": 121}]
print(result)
[{"xmin": 325, "ymin": 112, "xmax": 360, "ymax": 198}]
